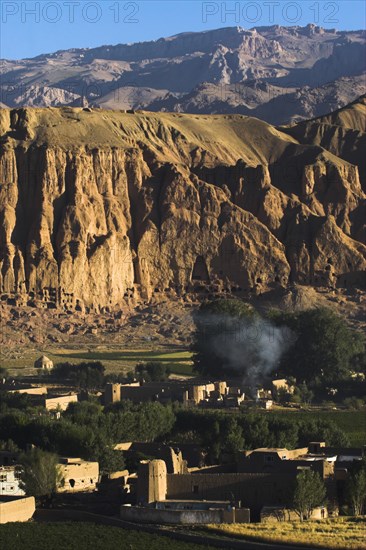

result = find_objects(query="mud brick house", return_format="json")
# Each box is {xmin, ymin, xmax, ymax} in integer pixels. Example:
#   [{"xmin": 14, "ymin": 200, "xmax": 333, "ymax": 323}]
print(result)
[
  {"xmin": 105, "ymin": 380, "xmax": 244, "ymax": 407},
  {"xmin": 57, "ymin": 458, "xmax": 99, "ymax": 493},
  {"xmin": 0, "ymin": 466, "xmax": 24, "ymax": 497},
  {"xmin": 131, "ymin": 442, "xmax": 359, "ymax": 521}
]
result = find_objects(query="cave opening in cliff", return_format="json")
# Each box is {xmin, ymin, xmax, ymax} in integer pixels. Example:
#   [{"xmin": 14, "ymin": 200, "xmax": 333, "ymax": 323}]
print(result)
[{"xmin": 192, "ymin": 256, "xmax": 210, "ymax": 282}]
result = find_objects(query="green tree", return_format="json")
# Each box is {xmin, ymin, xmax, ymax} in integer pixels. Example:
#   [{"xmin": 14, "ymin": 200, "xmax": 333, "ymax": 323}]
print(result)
[
  {"xmin": 224, "ymin": 418, "xmax": 244, "ymax": 455},
  {"xmin": 275, "ymin": 308, "xmax": 364, "ymax": 386},
  {"xmin": 294, "ymin": 383, "xmax": 314, "ymax": 405},
  {"xmin": 292, "ymin": 469, "xmax": 326, "ymax": 521},
  {"xmin": 19, "ymin": 448, "xmax": 63, "ymax": 500},
  {"xmin": 135, "ymin": 362, "xmax": 170, "ymax": 382},
  {"xmin": 192, "ymin": 298, "xmax": 256, "ymax": 377},
  {"xmin": 343, "ymin": 397, "xmax": 365, "ymax": 410},
  {"xmin": 52, "ymin": 362, "xmax": 105, "ymax": 389},
  {"xmin": 63, "ymin": 400, "xmax": 103, "ymax": 424},
  {"xmin": 346, "ymin": 469, "xmax": 366, "ymax": 516},
  {"xmin": 99, "ymin": 447, "xmax": 126, "ymax": 475},
  {"xmin": 0, "ymin": 439, "xmax": 19, "ymax": 452}
]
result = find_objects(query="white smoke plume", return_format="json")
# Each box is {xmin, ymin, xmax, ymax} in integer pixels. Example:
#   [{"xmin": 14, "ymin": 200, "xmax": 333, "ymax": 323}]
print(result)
[{"xmin": 198, "ymin": 314, "xmax": 295, "ymax": 389}]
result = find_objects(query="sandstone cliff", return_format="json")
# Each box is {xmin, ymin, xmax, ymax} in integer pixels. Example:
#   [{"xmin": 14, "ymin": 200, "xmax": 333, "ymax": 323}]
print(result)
[{"xmin": 0, "ymin": 104, "xmax": 365, "ymax": 312}]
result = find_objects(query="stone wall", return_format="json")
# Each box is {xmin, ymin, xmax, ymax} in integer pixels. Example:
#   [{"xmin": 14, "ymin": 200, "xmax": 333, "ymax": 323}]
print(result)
[
  {"xmin": 44, "ymin": 394, "xmax": 78, "ymax": 411},
  {"xmin": 120, "ymin": 505, "xmax": 250, "ymax": 524},
  {"xmin": 0, "ymin": 497, "xmax": 35, "ymax": 523}
]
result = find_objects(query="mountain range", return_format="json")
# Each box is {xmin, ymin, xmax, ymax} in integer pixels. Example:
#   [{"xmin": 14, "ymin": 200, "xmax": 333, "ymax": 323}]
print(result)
[{"xmin": 1, "ymin": 24, "xmax": 365, "ymax": 124}]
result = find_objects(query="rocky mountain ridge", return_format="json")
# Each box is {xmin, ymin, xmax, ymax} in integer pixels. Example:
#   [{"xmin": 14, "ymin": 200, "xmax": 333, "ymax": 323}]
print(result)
[
  {"xmin": 0, "ymin": 97, "xmax": 365, "ymax": 313},
  {"xmin": 1, "ymin": 25, "xmax": 365, "ymax": 124}
]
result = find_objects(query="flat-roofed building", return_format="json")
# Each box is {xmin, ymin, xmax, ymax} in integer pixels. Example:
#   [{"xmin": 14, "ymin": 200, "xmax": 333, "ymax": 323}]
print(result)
[
  {"xmin": 57, "ymin": 457, "xmax": 99, "ymax": 493},
  {"xmin": 8, "ymin": 386, "xmax": 47, "ymax": 396},
  {"xmin": 44, "ymin": 393, "xmax": 78, "ymax": 411},
  {"xmin": 0, "ymin": 466, "xmax": 24, "ymax": 497}
]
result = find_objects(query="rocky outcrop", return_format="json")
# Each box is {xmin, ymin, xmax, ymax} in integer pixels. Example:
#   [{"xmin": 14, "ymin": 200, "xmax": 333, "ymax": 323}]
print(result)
[
  {"xmin": 281, "ymin": 95, "xmax": 366, "ymax": 190},
  {"xmin": 0, "ymin": 106, "xmax": 365, "ymax": 312}
]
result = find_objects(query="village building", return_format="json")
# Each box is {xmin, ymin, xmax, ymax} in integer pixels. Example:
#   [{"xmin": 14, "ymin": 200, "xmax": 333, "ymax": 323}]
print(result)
[
  {"xmin": 117, "ymin": 442, "xmax": 188, "ymax": 474},
  {"xmin": 256, "ymin": 388, "xmax": 272, "ymax": 400},
  {"xmin": 115, "ymin": 441, "xmax": 206, "ymax": 469},
  {"xmin": 44, "ymin": 393, "xmax": 78, "ymax": 412},
  {"xmin": 0, "ymin": 466, "xmax": 25, "ymax": 497},
  {"xmin": 34, "ymin": 355, "xmax": 54, "ymax": 371},
  {"xmin": 129, "ymin": 461, "xmax": 316, "ymax": 522},
  {"xmin": 4, "ymin": 383, "xmax": 79, "ymax": 413},
  {"xmin": 237, "ymin": 447, "xmax": 336, "ymax": 480},
  {"xmin": 271, "ymin": 379, "xmax": 295, "ymax": 399},
  {"xmin": 105, "ymin": 380, "xmax": 245, "ymax": 408},
  {"xmin": 257, "ymin": 399, "xmax": 273, "ymax": 409},
  {"xmin": 122, "ymin": 441, "xmax": 364, "ymax": 524},
  {"xmin": 57, "ymin": 457, "xmax": 99, "ymax": 493},
  {"xmin": 7, "ymin": 386, "xmax": 47, "ymax": 396},
  {"xmin": 121, "ymin": 459, "xmax": 250, "ymax": 524}
]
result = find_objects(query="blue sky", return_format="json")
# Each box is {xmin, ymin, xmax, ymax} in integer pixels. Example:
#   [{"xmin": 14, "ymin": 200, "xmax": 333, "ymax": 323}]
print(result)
[{"xmin": 1, "ymin": 1, "xmax": 365, "ymax": 59}]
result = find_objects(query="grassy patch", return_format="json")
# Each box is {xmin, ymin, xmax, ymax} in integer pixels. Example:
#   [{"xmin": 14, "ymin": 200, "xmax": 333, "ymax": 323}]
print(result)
[
  {"xmin": 206, "ymin": 517, "xmax": 366, "ymax": 549},
  {"xmin": 0, "ymin": 522, "xmax": 212, "ymax": 550},
  {"xmin": 50, "ymin": 348, "xmax": 194, "ymax": 376},
  {"xmin": 54, "ymin": 348, "xmax": 193, "ymax": 363}
]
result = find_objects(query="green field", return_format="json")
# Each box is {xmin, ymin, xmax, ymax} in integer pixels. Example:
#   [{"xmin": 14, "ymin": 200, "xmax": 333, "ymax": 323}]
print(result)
[
  {"xmin": 268, "ymin": 410, "xmax": 366, "ymax": 447},
  {"xmin": 51, "ymin": 348, "xmax": 195, "ymax": 376},
  {"xmin": 0, "ymin": 522, "xmax": 212, "ymax": 550},
  {"xmin": 4, "ymin": 347, "xmax": 194, "ymax": 377}
]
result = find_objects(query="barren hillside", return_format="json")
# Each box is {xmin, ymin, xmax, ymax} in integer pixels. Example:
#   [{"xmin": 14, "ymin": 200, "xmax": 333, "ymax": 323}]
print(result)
[{"xmin": 1, "ymin": 25, "xmax": 365, "ymax": 124}]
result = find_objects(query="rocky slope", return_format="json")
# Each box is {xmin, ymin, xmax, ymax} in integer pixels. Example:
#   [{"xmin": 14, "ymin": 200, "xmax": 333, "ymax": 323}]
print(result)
[
  {"xmin": 281, "ymin": 95, "xmax": 366, "ymax": 191},
  {"xmin": 1, "ymin": 25, "xmax": 365, "ymax": 124},
  {"xmin": 0, "ymin": 100, "xmax": 365, "ymax": 315}
]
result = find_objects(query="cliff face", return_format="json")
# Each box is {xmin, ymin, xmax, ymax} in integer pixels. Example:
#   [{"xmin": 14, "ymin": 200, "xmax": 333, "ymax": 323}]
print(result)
[{"xmin": 0, "ymin": 105, "xmax": 365, "ymax": 312}]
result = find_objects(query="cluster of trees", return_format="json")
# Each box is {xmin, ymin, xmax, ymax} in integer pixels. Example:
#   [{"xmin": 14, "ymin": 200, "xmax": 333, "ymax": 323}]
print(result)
[
  {"xmin": 134, "ymin": 362, "xmax": 171, "ymax": 382},
  {"xmin": 172, "ymin": 409, "xmax": 349, "ymax": 463},
  {"xmin": 0, "ymin": 399, "xmax": 174, "ymax": 475},
  {"xmin": 276, "ymin": 381, "xmax": 314, "ymax": 406},
  {"xmin": 0, "ymin": 388, "xmax": 350, "ymax": 474},
  {"xmin": 48, "ymin": 360, "xmax": 171, "ymax": 387},
  {"xmin": 50, "ymin": 362, "xmax": 105, "ymax": 389},
  {"xmin": 270, "ymin": 308, "xmax": 365, "ymax": 389},
  {"xmin": 192, "ymin": 299, "xmax": 365, "ymax": 399}
]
